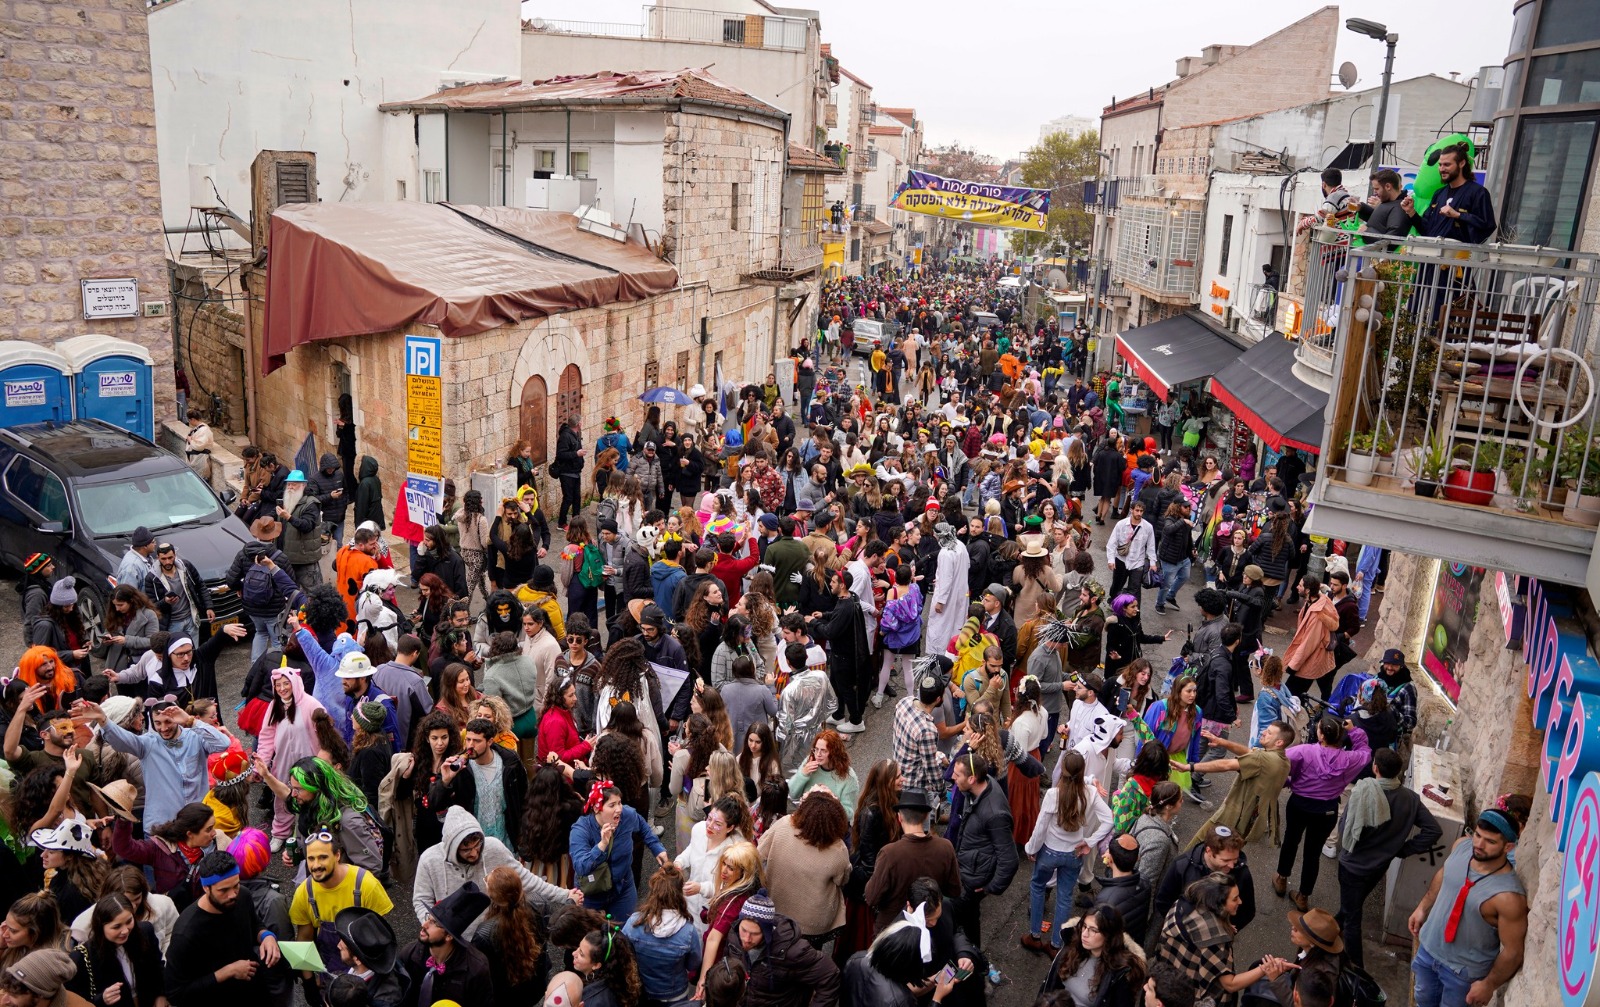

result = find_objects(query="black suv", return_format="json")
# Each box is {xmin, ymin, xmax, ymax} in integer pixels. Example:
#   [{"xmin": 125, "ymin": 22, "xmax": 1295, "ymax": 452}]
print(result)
[{"xmin": 0, "ymin": 420, "xmax": 251, "ymax": 627}]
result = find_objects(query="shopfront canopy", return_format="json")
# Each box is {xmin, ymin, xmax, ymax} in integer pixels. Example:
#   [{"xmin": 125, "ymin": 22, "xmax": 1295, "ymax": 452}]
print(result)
[
  {"xmin": 1114, "ymin": 313, "xmax": 1244, "ymax": 401},
  {"xmin": 1208, "ymin": 332, "xmax": 1329, "ymax": 454},
  {"xmin": 261, "ymin": 201, "xmax": 679, "ymax": 374}
]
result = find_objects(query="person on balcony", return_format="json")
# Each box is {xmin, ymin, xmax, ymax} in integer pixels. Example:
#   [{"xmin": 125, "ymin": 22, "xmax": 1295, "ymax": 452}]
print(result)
[
  {"xmin": 1359, "ymin": 169, "xmax": 1411, "ymax": 239},
  {"xmin": 1401, "ymin": 143, "xmax": 1496, "ymax": 245}
]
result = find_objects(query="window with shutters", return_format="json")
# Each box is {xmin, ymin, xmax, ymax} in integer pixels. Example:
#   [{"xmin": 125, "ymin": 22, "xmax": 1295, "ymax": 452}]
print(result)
[
  {"xmin": 519, "ymin": 377, "xmax": 549, "ymax": 467},
  {"xmin": 556, "ymin": 364, "xmax": 583, "ymax": 425},
  {"xmin": 731, "ymin": 182, "xmax": 740, "ymax": 230},
  {"xmin": 644, "ymin": 359, "xmax": 660, "ymax": 389},
  {"xmin": 276, "ymin": 161, "xmax": 313, "ymax": 206},
  {"xmin": 676, "ymin": 350, "xmax": 690, "ymax": 388},
  {"xmin": 423, "ymin": 170, "xmax": 443, "ymax": 204}
]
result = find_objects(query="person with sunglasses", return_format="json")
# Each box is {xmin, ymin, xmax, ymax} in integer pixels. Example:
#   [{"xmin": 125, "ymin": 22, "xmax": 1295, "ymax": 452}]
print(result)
[
  {"xmin": 398, "ymin": 882, "xmax": 494, "ymax": 1007},
  {"xmin": 287, "ymin": 830, "xmax": 392, "ymax": 987},
  {"xmin": 76, "ymin": 689, "xmax": 234, "ymax": 832}
]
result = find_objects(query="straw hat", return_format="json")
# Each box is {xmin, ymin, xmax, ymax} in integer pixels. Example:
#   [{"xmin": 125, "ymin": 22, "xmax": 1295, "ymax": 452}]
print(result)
[{"xmin": 90, "ymin": 780, "xmax": 138, "ymax": 822}]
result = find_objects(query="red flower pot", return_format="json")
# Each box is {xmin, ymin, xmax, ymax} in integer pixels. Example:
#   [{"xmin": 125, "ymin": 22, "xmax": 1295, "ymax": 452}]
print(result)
[{"xmin": 1443, "ymin": 467, "xmax": 1496, "ymax": 506}]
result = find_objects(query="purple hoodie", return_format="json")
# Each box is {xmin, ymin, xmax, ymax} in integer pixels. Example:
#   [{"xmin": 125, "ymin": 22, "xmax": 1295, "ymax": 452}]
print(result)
[{"xmin": 1284, "ymin": 724, "xmax": 1370, "ymax": 800}]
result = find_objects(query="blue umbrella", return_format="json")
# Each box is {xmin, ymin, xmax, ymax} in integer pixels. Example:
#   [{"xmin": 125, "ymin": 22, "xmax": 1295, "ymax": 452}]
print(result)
[{"xmin": 639, "ymin": 386, "xmax": 696, "ymax": 406}]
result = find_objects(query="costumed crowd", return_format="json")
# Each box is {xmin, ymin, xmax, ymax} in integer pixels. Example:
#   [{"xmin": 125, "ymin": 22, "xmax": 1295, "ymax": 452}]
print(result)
[{"xmin": 0, "ymin": 260, "xmax": 1525, "ymax": 1007}]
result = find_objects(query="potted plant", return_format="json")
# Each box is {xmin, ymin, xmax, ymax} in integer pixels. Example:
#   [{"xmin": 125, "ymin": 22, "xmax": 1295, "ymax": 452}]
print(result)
[
  {"xmin": 1414, "ymin": 433, "xmax": 1449, "ymax": 498},
  {"xmin": 1345, "ymin": 428, "xmax": 1393, "ymax": 488},
  {"xmin": 1443, "ymin": 440, "xmax": 1509, "ymax": 506},
  {"xmin": 1506, "ymin": 442, "xmax": 1554, "ymax": 513},
  {"xmin": 1560, "ymin": 437, "xmax": 1600, "ymax": 526}
]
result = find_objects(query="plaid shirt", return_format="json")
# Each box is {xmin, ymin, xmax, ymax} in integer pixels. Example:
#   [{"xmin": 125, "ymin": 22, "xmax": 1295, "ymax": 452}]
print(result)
[
  {"xmin": 893, "ymin": 697, "xmax": 944, "ymax": 796},
  {"xmin": 1156, "ymin": 905, "xmax": 1235, "ymax": 1004},
  {"xmin": 1387, "ymin": 680, "xmax": 1418, "ymax": 736}
]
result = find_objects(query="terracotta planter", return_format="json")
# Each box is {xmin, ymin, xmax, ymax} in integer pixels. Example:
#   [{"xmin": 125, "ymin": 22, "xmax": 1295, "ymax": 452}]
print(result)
[{"xmin": 1443, "ymin": 467, "xmax": 1496, "ymax": 506}]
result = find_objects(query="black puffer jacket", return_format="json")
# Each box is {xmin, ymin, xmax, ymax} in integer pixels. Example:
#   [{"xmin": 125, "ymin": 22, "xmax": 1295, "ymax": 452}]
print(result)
[
  {"xmin": 841, "ymin": 953, "xmax": 917, "ymax": 1007},
  {"xmin": 1093, "ymin": 872, "xmax": 1151, "ymax": 940},
  {"xmin": 308, "ymin": 453, "xmax": 349, "ymax": 523},
  {"xmin": 952, "ymin": 776, "xmax": 1017, "ymax": 896},
  {"xmin": 728, "ymin": 916, "xmax": 840, "ymax": 1007}
]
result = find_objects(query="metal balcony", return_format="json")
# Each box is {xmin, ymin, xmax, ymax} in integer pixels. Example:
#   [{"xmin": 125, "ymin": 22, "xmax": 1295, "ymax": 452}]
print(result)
[
  {"xmin": 1301, "ymin": 227, "xmax": 1600, "ymax": 586},
  {"xmin": 746, "ymin": 227, "xmax": 823, "ymax": 280}
]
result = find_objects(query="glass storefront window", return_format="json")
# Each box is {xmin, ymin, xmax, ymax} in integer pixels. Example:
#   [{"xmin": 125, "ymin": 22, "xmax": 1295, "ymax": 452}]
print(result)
[
  {"xmin": 1535, "ymin": 0, "xmax": 1600, "ymax": 49},
  {"xmin": 1509, "ymin": 1, "xmax": 1536, "ymax": 54},
  {"xmin": 1528, "ymin": 48, "xmax": 1600, "ymax": 105},
  {"xmin": 1498, "ymin": 114, "xmax": 1599, "ymax": 249},
  {"xmin": 1501, "ymin": 59, "xmax": 1526, "ymax": 112}
]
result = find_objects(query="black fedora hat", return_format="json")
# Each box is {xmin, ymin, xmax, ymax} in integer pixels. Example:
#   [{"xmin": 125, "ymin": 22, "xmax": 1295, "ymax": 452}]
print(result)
[
  {"xmin": 894, "ymin": 788, "xmax": 933, "ymax": 812},
  {"xmin": 334, "ymin": 906, "xmax": 397, "ymax": 974},
  {"xmin": 425, "ymin": 881, "xmax": 491, "ymax": 943}
]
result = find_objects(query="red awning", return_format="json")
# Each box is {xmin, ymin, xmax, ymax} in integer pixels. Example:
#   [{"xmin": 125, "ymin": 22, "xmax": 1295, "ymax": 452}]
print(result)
[{"xmin": 261, "ymin": 202, "xmax": 678, "ymax": 374}]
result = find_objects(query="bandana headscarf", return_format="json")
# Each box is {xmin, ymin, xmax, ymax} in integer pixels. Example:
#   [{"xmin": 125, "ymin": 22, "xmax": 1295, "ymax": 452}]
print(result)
[
  {"xmin": 584, "ymin": 778, "xmax": 616, "ymax": 815},
  {"xmin": 901, "ymin": 903, "xmax": 934, "ymax": 963}
]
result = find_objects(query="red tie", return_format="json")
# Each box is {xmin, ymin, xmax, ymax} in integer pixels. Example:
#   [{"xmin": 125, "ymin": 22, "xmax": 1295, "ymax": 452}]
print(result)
[{"xmin": 1443, "ymin": 864, "xmax": 1505, "ymax": 942}]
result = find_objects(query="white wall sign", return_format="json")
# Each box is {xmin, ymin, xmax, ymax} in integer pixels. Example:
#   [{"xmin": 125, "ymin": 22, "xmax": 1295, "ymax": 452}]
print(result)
[
  {"xmin": 4, "ymin": 380, "xmax": 47, "ymax": 408},
  {"xmin": 81, "ymin": 278, "xmax": 139, "ymax": 320},
  {"xmin": 98, "ymin": 371, "xmax": 137, "ymax": 397}
]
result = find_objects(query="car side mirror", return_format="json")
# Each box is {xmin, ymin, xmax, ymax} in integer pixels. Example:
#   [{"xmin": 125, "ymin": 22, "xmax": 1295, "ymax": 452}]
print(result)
[
  {"xmin": 220, "ymin": 488, "xmax": 239, "ymax": 506},
  {"xmin": 36, "ymin": 521, "xmax": 64, "ymax": 535}
]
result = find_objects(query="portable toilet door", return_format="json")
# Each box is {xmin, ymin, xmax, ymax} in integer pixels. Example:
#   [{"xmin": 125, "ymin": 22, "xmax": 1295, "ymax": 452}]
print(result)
[
  {"xmin": 0, "ymin": 342, "xmax": 73, "ymax": 428},
  {"xmin": 55, "ymin": 335, "xmax": 155, "ymax": 441}
]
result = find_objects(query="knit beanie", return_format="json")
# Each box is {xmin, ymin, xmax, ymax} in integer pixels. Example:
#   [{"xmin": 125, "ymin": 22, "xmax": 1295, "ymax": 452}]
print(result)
[{"xmin": 353, "ymin": 700, "xmax": 387, "ymax": 735}]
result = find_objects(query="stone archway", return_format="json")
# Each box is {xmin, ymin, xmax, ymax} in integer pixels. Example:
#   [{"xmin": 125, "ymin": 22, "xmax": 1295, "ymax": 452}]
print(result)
[{"xmin": 509, "ymin": 316, "xmax": 593, "ymax": 463}]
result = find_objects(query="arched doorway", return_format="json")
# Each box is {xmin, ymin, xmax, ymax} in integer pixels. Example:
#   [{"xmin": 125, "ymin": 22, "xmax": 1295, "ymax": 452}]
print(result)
[{"xmin": 519, "ymin": 375, "xmax": 548, "ymax": 467}]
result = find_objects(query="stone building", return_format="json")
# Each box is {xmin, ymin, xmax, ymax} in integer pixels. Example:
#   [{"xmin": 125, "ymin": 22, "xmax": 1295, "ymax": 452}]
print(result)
[
  {"xmin": 0, "ymin": 0, "xmax": 177, "ymax": 415},
  {"xmin": 242, "ymin": 70, "xmax": 791, "ymax": 498},
  {"xmin": 1092, "ymin": 6, "xmax": 1341, "ymax": 340}
]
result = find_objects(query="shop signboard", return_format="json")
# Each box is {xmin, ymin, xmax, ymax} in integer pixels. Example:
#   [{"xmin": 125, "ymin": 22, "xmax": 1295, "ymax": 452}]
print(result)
[
  {"xmin": 1506, "ymin": 574, "xmax": 1600, "ymax": 1006},
  {"xmin": 404, "ymin": 335, "xmax": 444, "ymax": 522}
]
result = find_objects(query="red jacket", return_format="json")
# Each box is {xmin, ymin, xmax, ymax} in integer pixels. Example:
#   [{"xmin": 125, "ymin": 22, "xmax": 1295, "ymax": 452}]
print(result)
[
  {"xmin": 711, "ymin": 549, "xmax": 760, "ymax": 606},
  {"xmin": 537, "ymin": 705, "xmax": 591, "ymax": 764}
]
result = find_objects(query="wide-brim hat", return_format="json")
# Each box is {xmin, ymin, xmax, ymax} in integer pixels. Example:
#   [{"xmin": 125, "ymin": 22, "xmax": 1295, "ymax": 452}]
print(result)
[
  {"xmin": 1021, "ymin": 540, "xmax": 1049, "ymax": 559},
  {"xmin": 336, "ymin": 906, "xmax": 398, "ymax": 973},
  {"xmin": 90, "ymin": 780, "xmax": 138, "ymax": 822},
  {"xmin": 30, "ymin": 819, "xmax": 97, "ymax": 856},
  {"xmin": 250, "ymin": 516, "xmax": 283, "ymax": 541},
  {"xmin": 425, "ymin": 881, "xmax": 491, "ymax": 943},
  {"xmin": 1288, "ymin": 908, "xmax": 1344, "ymax": 954}
]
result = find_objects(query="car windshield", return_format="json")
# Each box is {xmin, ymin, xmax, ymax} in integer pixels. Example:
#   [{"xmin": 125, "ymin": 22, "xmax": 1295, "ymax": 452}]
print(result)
[{"xmin": 75, "ymin": 469, "xmax": 223, "ymax": 536}]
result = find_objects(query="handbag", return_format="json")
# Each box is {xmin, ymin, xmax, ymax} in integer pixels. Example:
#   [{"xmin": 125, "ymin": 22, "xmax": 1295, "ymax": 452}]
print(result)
[
  {"xmin": 1332, "ymin": 632, "xmax": 1358, "ymax": 669},
  {"xmin": 578, "ymin": 848, "xmax": 614, "ymax": 899},
  {"xmin": 1115, "ymin": 528, "xmax": 1132, "ymax": 559},
  {"xmin": 236, "ymin": 697, "xmax": 271, "ymax": 737}
]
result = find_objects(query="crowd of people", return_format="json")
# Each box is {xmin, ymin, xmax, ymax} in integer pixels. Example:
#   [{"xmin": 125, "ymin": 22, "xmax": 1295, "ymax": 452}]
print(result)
[{"xmin": 0, "ymin": 260, "xmax": 1527, "ymax": 1007}]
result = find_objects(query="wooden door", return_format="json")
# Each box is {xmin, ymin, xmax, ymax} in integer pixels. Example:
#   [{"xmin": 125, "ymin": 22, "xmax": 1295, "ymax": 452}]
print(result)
[
  {"xmin": 519, "ymin": 376, "xmax": 548, "ymax": 467},
  {"xmin": 556, "ymin": 364, "xmax": 582, "ymax": 432}
]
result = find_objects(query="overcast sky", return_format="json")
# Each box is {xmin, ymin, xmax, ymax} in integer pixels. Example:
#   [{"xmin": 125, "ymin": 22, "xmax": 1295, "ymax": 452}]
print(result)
[{"xmin": 522, "ymin": 0, "xmax": 1511, "ymax": 157}]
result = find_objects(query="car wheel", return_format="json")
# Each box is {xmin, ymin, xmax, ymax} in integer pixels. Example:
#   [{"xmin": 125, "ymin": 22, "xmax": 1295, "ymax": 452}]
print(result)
[{"xmin": 76, "ymin": 585, "xmax": 104, "ymax": 634}]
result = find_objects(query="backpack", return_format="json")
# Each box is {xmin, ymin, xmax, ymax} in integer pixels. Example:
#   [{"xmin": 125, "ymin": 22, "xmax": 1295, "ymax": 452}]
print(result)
[
  {"xmin": 241, "ymin": 563, "xmax": 279, "ymax": 610},
  {"xmin": 578, "ymin": 543, "xmax": 606, "ymax": 589},
  {"xmin": 596, "ymin": 496, "xmax": 620, "ymax": 526},
  {"xmin": 1338, "ymin": 963, "xmax": 1388, "ymax": 1007}
]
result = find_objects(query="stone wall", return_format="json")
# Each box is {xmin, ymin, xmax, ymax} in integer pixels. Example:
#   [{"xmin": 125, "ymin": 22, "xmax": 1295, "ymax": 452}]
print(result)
[
  {"xmin": 1364, "ymin": 550, "xmax": 1556, "ymax": 1007},
  {"xmin": 663, "ymin": 109, "xmax": 784, "ymax": 289},
  {"xmin": 1161, "ymin": 7, "xmax": 1339, "ymax": 130},
  {"xmin": 245, "ymin": 275, "xmax": 769, "ymax": 506},
  {"xmin": 174, "ymin": 274, "xmax": 247, "ymax": 434},
  {"xmin": 0, "ymin": 0, "xmax": 177, "ymax": 417}
]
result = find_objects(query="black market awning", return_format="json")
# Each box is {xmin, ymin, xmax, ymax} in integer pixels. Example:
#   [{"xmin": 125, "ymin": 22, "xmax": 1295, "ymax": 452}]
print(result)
[
  {"xmin": 1114, "ymin": 313, "xmax": 1244, "ymax": 402},
  {"xmin": 1209, "ymin": 332, "xmax": 1329, "ymax": 454}
]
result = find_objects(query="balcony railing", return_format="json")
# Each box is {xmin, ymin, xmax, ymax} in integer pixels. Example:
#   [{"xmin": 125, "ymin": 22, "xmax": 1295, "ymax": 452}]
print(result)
[
  {"xmin": 855, "ymin": 204, "xmax": 877, "ymax": 222},
  {"xmin": 1303, "ymin": 227, "xmax": 1600, "ymax": 585}
]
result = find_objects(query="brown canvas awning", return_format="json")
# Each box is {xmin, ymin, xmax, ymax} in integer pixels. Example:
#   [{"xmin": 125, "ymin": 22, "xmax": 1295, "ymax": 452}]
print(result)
[{"xmin": 262, "ymin": 201, "xmax": 678, "ymax": 374}]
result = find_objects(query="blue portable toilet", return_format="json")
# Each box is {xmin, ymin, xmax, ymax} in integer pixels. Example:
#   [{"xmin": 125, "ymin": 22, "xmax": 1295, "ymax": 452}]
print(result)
[
  {"xmin": 0, "ymin": 342, "xmax": 73, "ymax": 428},
  {"xmin": 56, "ymin": 335, "xmax": 155, "ymax": 441}
]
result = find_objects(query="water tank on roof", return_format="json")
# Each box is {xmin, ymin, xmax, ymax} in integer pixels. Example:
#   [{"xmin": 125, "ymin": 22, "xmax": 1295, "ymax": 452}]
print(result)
[
  {"xmin": 0, "ymin": 342, "xmax": 73, "ymax": 428},
  {"xmin": 54, "ymin": 335, "xmax": 155, "ymax": 441}
]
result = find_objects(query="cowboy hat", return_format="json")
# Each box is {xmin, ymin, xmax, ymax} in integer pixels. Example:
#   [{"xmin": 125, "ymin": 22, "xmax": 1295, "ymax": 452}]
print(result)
[
  {"xmin": 425, "ymin": 881, "xmax": 491, "ymax": 944},
  {"xmin": 90, "ymin": 780, "xmax": 138, "ymax": 823},
  {"xmin": 1288, "ymin": 908, "xmax": 1345, "ymax": 954},
  {"xmin": 336, "ymin": 907, "xmax": 399, "ymax": 974},
  {"xmin": 30, "ymin": 819, "xmax": 98, "ymax": 856},
  {"xmin": 1020, "ymin": 540, "xmax": 1050, "ymax": 559}
]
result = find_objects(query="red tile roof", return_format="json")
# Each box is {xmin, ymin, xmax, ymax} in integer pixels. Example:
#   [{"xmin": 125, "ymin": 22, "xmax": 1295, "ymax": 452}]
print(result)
[
  {"xmin": 838, "ymin": 65, "xmax": 872, "ymax": 88},
  {"xmin": 879, "ymin": 107, "xmax": 917, "ymax": 127},
  {"xmin": 868, "ymin": 125, "xmax": 903, "ymax": 136},
  {"xmin": 787, "ymin": 142, "xmax": 844, "ymax": 174},
  {"xmin": 380, "ymin": 68, "xmax": 785, "ymax": 118}
]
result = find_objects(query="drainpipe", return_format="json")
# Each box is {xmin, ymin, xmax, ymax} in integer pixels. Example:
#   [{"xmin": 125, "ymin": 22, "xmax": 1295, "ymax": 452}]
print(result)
[
  {"xmin": 501, "ymin": 111, "xmax": 508, "ymax": 206},
  {"xmin": 565, "ymin": 109, "xmax": 571, "ymax": 177}
]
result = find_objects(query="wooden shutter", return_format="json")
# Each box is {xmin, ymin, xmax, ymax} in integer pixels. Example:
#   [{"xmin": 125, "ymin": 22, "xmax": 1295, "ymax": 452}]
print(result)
[{"xmin": 519, "ymin": 376, "xmax": 549, "ymax": 467}]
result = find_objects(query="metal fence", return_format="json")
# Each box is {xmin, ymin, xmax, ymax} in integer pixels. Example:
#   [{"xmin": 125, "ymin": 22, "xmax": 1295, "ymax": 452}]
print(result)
[{"xmin": 1307, "ymin": 226, "xmax": 1600, "ymax": 519}]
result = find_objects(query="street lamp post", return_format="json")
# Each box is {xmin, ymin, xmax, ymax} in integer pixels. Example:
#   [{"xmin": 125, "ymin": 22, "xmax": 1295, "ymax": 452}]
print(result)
[{"xmin": 1347, "ymin": 18, "xmax": 1399, "ymax": 167}]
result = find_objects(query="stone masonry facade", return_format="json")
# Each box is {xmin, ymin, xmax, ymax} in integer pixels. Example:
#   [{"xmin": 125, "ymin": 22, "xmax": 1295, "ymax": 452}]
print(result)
[
  {"xmin": 175, "ymin": 275, "xmax": 247, "ymax": 434},
  {"xmin": 0, "ymin": 0, "xmax": 177, "ymax": 417},
  {"xmin": 245, "ymin": 281, "xmax": 766, "ymax": 507}
]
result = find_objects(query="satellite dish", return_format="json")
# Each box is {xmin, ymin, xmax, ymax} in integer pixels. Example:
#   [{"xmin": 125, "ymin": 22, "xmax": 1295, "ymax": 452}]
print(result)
[{"xmin": 1338, "ymin": 61, "xmax": 1359, "ymax": 89}]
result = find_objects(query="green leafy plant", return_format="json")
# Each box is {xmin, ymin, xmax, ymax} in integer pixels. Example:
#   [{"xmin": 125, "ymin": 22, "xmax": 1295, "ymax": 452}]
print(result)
[
  {"xmin": 1350, "ymin": 428, "xmax": 1394, "ymax": 455},
  {"xmin": 1556, "ymin": 436, "xmax": 1600, "ymax": 490},
  {"xmin": 1417, "ymin": 432, "xmax": 1451, "ymax": 483},
  {"xmin": 1456, "ymin": 439, "xmax": 1523, "ymax": 474}
]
